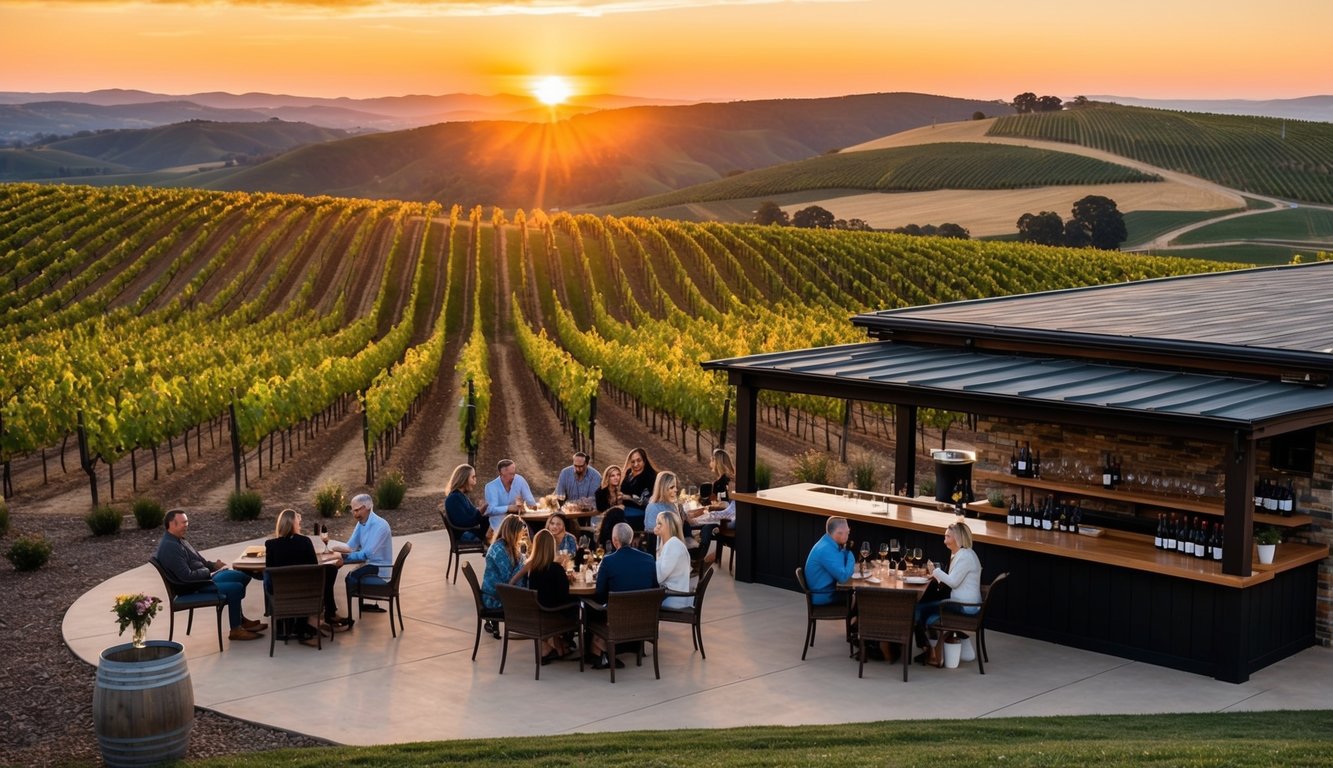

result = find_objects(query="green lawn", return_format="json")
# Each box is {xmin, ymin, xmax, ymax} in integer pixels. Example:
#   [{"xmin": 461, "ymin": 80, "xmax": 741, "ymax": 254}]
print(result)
[
  {"xmin": 1174, "ymin": 207, "xmax": 1333, "ymax": 245},
  {"xmin": 171, "ymin": 711, "xmax": 1333, "ymax": 768},
  {"xmin": 1149, "ymin": 244, "xmax": 1324, "ymax": 264},
  {"xmin": 1122, "ymin": 209, "xmax": 1236, "ymax": 247}
]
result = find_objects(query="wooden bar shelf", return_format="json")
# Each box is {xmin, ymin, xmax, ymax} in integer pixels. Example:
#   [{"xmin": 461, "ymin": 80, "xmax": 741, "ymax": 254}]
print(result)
[{"xmin": 974, "ymin": 470, "xmax": 1312, "ymax": 528}]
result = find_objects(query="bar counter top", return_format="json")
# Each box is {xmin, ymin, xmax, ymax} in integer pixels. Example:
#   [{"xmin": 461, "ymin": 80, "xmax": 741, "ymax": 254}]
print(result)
[{"xmin": 735, "ymin": 484, "xmax": 1327, "ymax": 589}]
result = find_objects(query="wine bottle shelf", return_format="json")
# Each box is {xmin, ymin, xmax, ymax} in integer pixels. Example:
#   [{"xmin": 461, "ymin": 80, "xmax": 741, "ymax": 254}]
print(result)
[{"xmin": 973, "ymin": 471, "xmax": 1311, "ymax": 528}]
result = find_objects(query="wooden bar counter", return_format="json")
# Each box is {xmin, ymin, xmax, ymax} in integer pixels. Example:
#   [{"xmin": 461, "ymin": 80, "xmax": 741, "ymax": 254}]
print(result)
[{"xmin": 733, "ymin": 484, "xmax": 1327, "ymax": 683}]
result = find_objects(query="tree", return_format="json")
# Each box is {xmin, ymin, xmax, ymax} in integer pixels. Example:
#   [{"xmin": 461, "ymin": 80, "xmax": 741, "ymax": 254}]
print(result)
[
  {"xmin": 971, "ymin": 111, "xmax": 987, "ymax": 120},
  {"xmin": 936, "ymin": 223, "xmax": 970, "ymax": 239},
  {"xmin": 1012, "ymin": 92, "xmax": 1038, "ymax": 114},
  {"xmin": 753, "ymin": 201, "xmax": 788, "ymax": 226},
  {"xmin": 792, "ymin": 205, "xmax": 835, "ymax": 229},
  {"xmin": 1063, "ymin": 218, "xmax": 1092, "ymax": 248},
  {"xmin": 1016, "ymin": 211, "xmax": 1065, "ymax": 246},
  {"xmin": 1036, "ymin": 95, "xmax": 1064, "ymax": 112},
  {"xmin": 1068, "ymin": 195, "xmax": 1127, "ymax": 250}
]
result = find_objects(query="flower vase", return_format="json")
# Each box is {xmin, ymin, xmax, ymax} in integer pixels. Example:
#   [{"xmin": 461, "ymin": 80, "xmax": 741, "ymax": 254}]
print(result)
[{"xmin": 132, "ymin": 623, "xmax": 148, "ymax": 649}]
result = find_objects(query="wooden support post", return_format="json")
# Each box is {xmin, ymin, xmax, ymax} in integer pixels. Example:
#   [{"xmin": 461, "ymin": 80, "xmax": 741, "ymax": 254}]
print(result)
[
  {"xmin": 1222, "ymin": 431, "xmax": 1255, "ymax": 577},
  {"xmin": 894, "ymin": 404, "xmax": 917, "ymax": 497}
]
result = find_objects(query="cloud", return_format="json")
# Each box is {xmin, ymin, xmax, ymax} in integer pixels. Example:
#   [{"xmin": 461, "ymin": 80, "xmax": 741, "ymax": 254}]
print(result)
[{"xmin": 9, "ymin": 0, "xmax": 861, "ymax": 18}]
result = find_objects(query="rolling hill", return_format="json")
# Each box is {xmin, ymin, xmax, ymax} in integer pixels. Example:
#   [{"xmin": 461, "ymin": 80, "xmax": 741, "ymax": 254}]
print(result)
[{"xmin": 203, "ymin": 92, "xmax": 1010, "ymax": 208}]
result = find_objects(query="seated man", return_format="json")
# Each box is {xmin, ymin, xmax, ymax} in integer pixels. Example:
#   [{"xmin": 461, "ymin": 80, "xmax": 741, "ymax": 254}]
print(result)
[
  {"xmin": 588, "ymin": 522, "xmax": 657, "ymax": 669},
  {"xmin": 804, "ymin": 516, "xmax": 854, "ymax": 607},
  {"xmin": 155, "ymin": 509, "xmax": 267, "ymax": 641},
  {"xmin": 554, "ymin": 451, "xmax": 601, "ymax": 509},
  {"xmin": 332, "ymin": 494, "xmax": 394, "ymax": 614},
  {"xmin": 483, "ymin": 459, "xmax": 536, "ymax": 533}
]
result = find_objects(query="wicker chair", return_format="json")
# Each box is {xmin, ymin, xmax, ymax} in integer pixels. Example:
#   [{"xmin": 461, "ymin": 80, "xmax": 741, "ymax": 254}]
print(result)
[
  {"xmin": 660, "ymin": 565, "xmax": 715, "ymax": 659},
  {"xmin": 494, "ymin": 584, "xmax": 584, "ymax": 680},
  {"xmin": 462, "ymin": 561, "xmax": 504, "ymax": 661},
  {"xmin": 795, "ymin": 566, "xmax": 850, "ymax": 660},
  {"xmin": 440, "ymin": 511, "xmax": 488, "ymax": 584},
  {"xmin": 852, "ymin": 586, "xmax": 917, "ymax": 680},
  {"xmin": 933, "ymin": 572, "xmax": 1009, "ymax": 674},
  {"xmin": 585, "ymin": 587, "xmax": 666, "ymax": 683},
  {"xmin": 148, "ymin": 557, "xmax": 227, "ymax": 652},
  {"xmin": 265, "ymin": 564, "xmax": 328, "ymax": 656},
  {"xmin": 344, "ymin": 541, "xmax": 412, "ymax": 637}
]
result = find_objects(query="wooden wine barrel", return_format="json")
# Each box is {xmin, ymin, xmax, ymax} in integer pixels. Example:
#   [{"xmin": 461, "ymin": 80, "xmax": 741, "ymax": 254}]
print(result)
[{"xmin": 93, "ymin": 641, "xmax": 194, "ymax": 767}]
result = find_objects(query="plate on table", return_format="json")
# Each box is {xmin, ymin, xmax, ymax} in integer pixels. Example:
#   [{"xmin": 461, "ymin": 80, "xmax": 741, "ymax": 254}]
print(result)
[
  {"xmin": 851, "ymin": 571, "xmax": 866, "ymax": 580},
  {"xmin": 243, "ymin": 546, "xmax": 265, "ymax": 558},
  {"xmin": 902, "ymin": 576, "xmax": 930, "ymax": 585},
  {"xmin": 865, "ymin": 576, "xmax": 882, "ymax": 584}
]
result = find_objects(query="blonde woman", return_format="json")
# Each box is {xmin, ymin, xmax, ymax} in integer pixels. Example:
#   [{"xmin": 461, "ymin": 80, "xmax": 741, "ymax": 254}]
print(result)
[
  {"xmin": 644, "ymin": 471, "xmax": 679, "ymax": 531},
  {"xmin": 512, "ymin": 529, "xmax": 577, "ymax": 661},
  {"xmin": 654, "ymin": 510, "xmax": 692, "ymax": 609},
  {"xmin": 265, "ymin": 508, "xmax": 342, "ymax": 644},
  {"xmin": 919, "ymin": 522, "xmax": 982, "ymax": 667},
  {"xmin": 595, "ymin": 464, "xmax": 623, "ymax": 513}
]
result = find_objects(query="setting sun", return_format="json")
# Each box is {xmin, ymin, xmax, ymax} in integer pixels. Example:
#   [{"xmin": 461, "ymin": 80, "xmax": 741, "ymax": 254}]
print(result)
[{"xmin": 532, "ymin": 75, "xmax": 573, "ymax": 106}]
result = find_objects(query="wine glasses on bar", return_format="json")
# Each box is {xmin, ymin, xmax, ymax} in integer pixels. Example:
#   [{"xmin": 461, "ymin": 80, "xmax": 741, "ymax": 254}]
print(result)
[{"xmin": 859, "ymin": 540, "xmax": 871, "ymax": 577}]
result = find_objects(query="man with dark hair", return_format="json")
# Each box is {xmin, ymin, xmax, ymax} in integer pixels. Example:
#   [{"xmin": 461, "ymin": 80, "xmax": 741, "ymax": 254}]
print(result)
[
  {"xmin": 155, "ymin": 509, "xmax": 267, "ymax": 641},
  {"xmin": 555, "ymin": 451, "xmax": 601, "ymax": 508}
]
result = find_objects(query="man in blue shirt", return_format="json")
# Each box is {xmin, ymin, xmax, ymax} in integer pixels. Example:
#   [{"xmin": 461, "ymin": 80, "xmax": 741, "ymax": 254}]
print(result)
[
  {"xmin": 483, "ymin": 459, "xmax": 536, "ymax": 532},
  {"xmin": 804, "ymin": 516, "xmax": 854, "ymax": 606},
  {"xmin": 333, "ymin": 493, "xmax": 393, "ymax": 615},
  {"xmin": 554, "ymin": 451, "xmax": 601, "ymax": 508},
  {"xmin": 588, "ymin": 522, "xmax": 657, "ymax": 669}
]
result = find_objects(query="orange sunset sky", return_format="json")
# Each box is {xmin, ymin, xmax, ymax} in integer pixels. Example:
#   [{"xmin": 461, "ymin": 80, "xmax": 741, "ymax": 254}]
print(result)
[{"xmin": 2, "ymin": 0, "xmax": 1331, "ymax": 102}]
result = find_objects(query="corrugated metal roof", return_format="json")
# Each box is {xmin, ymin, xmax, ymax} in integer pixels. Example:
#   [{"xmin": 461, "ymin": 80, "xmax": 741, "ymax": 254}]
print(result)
[
  {"xmin": 705, "ymin": 341, "xmax": 1333, "ymax": 428},
  {"xmin": 854, "ymin": 262, "xmax": 1333, "ymax": 360}
]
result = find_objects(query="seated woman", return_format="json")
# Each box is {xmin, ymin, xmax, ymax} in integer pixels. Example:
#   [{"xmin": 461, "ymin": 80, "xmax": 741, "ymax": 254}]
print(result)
[
  {"xmin": 480, "ymin": 515, "xmax": 526, "ymax": 638},
  {"xmin": 594, "ymin": 464, "xmax": 622, "ymax": 514},
  {"xmin": 654, "ymin": 510, "xmax": 692, "ymax": 610},
  {"xmin": 618, "ymin": 448, "xmax": 657, "ymax": 531},
  {"xmin": 917, "ymin": 522, "xmax": 982, "ymax": 667},
  {"xmin": 692, "ymin": 449, "xmax": 734, "ymax": 561},
  {"xmin": 594, "ymin": 506, "xmax": 626, "ymax": 552},
  {"xmin": 511, "ymin": 529, "xmax": 578, "ymax": 662},
  {"xmin": 444, "ymin": 463, "xmax": 489, "ymax": 542},
  {"xmin": 545, "ymin": 512, "xmax": 578, "ymax": 560},
  {"xmin": 644, "ymin": 470, "xmax": 679, "ymax": 533},
  {"xmin": 265, "ymin": 509, "xmax": 346, "ymax": 644}
]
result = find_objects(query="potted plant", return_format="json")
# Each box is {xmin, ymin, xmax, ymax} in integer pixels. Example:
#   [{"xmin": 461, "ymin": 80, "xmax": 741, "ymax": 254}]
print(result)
[{"xmin": 1255, "ymin": 526, "xmax": 1281, "ymax": 565}]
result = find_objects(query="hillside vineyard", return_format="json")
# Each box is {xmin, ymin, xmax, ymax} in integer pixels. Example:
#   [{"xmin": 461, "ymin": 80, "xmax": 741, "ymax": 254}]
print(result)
[{"xmin": 0, "ymin": 183, "xmax": 1242, "ymax": 505}]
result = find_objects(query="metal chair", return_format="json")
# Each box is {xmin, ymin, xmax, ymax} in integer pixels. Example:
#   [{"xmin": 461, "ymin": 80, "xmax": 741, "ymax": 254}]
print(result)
[
  {"xmin": 344, "ymin": 541, "xmax": 412, "ymax": 637},
  {"xmin": 439, "ymin": 511, "xmax": 487, "ymax": 584},
  {"xmin": 794, "ymin": 566, "xmax": 850, "ymax": 660},
  {"xmin": 494, "ymin": 584, "xmax": 584, "ymax": 680},
  {"xmin": 265, "ymin": 564, "xmax": 328, "ymax": 656},
  {"xmin": 933, "ymin": 571, "xmax": 1009, "ymax": 674},
  {"xmin": 660, "ymin": 564, "xmax": 715, "ymax": 659},
  {"xmin": 148, "ymin": 557, "xmax": 227, "ymax": 652},
  {"xmin": 715, "ymin": 520, "xmax": 737, "ymax": 574},
  {"xmin": 853, "ymin": 586, "xmax": 917, "ymax": 680},
  {"xmin": 585, "ymin": 587, "xmax": 666, "ymax": 683},
  {"xmin": 461, "ymin": 561, "xmax": 504, "ymax": 661}
]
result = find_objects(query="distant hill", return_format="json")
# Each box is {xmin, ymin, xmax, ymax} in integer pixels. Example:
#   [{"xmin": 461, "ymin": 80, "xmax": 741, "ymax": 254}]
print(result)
[
  {"xmin": 0, "ymin": 120, "xmax": 348, "ymax": 179},
  {"xmin": 1089, "ymin": 95, "xmax": 1333, "ymax": 123},
  {"xmin": 989, "ymin": 104, "xmax": 1333, "ymax": 204},
  {"xmin": 206, "ymin": 93, "xmax": 1011, "ymax": 208},
  {"xmin": 0, "ymin": 90, "xmax": 694, "ymax": 139},
  {"xmin": 608, "ymin": 143, "xmax": 1158, "ymax": 214}
]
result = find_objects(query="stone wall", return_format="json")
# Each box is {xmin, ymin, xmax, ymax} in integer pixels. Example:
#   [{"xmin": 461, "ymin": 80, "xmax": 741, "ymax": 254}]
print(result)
[{"xmin": 972, "ymin": 417, "xmax": 1332, "ymax": 645}]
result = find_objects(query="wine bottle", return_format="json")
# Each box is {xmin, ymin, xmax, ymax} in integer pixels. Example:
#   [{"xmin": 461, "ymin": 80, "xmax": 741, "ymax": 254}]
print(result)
[
  {"xmin": 1154, "ymin": 513, "xmax": 1164, "ymax": 549},
  {"xmin": 1033, "ymin": 449, "xmax": 1042, "ymax": 478},
  {"xmin": 1163, "ymin": 514, "xmax": 1177, "ymax": 551},
  {"xmin": 1194, "ymin": 522, "xmax": 1207, "ymax": 559},
  {"xmin": 1016, "ymin": 442, "xmax": 1029, "ymax": 477},
  {"xmin": 1213, "ymin": 524, "xmax": 1224, "ymax": 561},
  {"xmin": 1057, "ymin": 502, "xmax": 1068, "ymax": 533},
  {"xmin": 1071, "ymin": 502, "xmax": 1082, "ymax": 534},
  {"xmin": 1022, "ymin": 499, "xmax": 1034, "ymax": 528},
  {"xmin": 1263, "ymin": 478, "xmax": 1279, "ymax": 512},
  {"xmin": 1112, "ymin": 456, "xmax": 1122, "ymax": 487},
  {"xmin": 1042, "ymin": 498, "xmax": 1054, "ymax": 531},
  {"xmin": 1010, "ymin": 447, "xmax": 1019, "ymax": 476},
  {"xmin": 1281, "ymin": 480, "xmax": 1295, "ymax": 515},
  {"xmin": 1008, "ymin": 495, "xmax": 1019, "ymax": 526},
  {"xmin": 1102, "ymin": 453, "xmax": 1114, "ymax": 489}
]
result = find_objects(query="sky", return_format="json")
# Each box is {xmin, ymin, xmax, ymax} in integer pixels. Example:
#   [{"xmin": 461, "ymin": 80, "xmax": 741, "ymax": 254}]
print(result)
[{"xmin": 2, "ymin": 0, "xmax": 1331, "ymax": 102}]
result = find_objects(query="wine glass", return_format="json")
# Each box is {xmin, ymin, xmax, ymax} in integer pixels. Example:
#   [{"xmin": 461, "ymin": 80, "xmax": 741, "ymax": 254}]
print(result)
[
  {"xmin": 320, "ymin": 524, "xmax": 330, "ymax": 553},
  {"xmin": 858, "ymin": 541, "xmax": 870, "ymax": 575},
  {"xmin": 911, "ymin": 547, "xmax": 923, "ymax": 571},
  {"xmin": 878, "ymin": 542, "xmax": 890, "ymax": 563},
  {"xmin": 578, "ymin": 534, "xmax": 591, "ymax": 550},
  {"xmin": 889, "ymin": 538, "xmax": 901, "ymax": 570}
]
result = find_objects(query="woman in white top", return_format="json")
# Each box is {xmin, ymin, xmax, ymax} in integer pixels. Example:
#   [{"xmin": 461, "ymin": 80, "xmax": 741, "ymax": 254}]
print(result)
[
  {"xmin": 918, "ymin": 522, "xmax": 982, "ymax": 666},
  {"xmin": 654, "ymin": 510, "xmax": 692, "ymax": 609}
]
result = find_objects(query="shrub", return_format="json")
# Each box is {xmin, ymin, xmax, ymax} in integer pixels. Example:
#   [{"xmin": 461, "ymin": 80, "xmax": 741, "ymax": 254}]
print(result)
[
  {"xmin": 754, "ymin": 459, "xmax": 773, "ymax": 491},
  {"xmin": 791, "ymin": 450, "xmax": 834, "ymax": 485},
  {"xmin": 919, "ymin": 478, "xmax": 936, "ymax": 496},
  {"xmin": 86, "ymin": 504, "xmax": 122, "ymax": 536},
  {"xmin": 1256, "ymin": 526, "xmax": 1282, "ymax": 545},
  {"xmin": 375, "ymin": 470, "xmax": 406, "ymax": 511},
  {"xmin": 987, "ymin": 489, "xmax": 1007, "ymax": 507},
  {"xmin": 7, "ymin": 533, "xmax": 52, "ymax": 571},
  {"xmin": 848, "ymin": 454, "xmax": 877, "ymax": 492},
  {"xmin": 0, "ymin": 500, "xmax": 9, "ymax": 537},
  {"xmin": 227, "ymin": 490, "xmax": 263, "ymax": 521},
  {"xmin": 314, "ymin": 483, "xmax": 346, "ymax": 518},
  {"xmin": 132, "ymin": 498, "xmax": 165, "ymax": 529}
]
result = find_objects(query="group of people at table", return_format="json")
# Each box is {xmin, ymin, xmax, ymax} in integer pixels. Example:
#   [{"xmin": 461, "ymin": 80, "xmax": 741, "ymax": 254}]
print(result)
[
  {"xmin": 152, "ymin": 443, "xmax": 977, "ymax": 670},
  {"xmin": 444, "ymin": 447, "xmax": 737, "ymax": 669},
  {"xmin": 805, "ymin": 515, "xmax": 982, "ymax": 667}
]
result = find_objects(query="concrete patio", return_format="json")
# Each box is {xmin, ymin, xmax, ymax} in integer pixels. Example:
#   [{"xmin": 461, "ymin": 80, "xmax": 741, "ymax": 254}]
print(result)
[{"xmin": 63, "ymin": 529, "xmax": 1333, "ymax": 746}]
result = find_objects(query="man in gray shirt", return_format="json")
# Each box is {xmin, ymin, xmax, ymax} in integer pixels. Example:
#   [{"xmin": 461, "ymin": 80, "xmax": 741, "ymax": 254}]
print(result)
[{"xmin": 154, "ymin": 509, "xmax": 267, "ymax": 641}]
